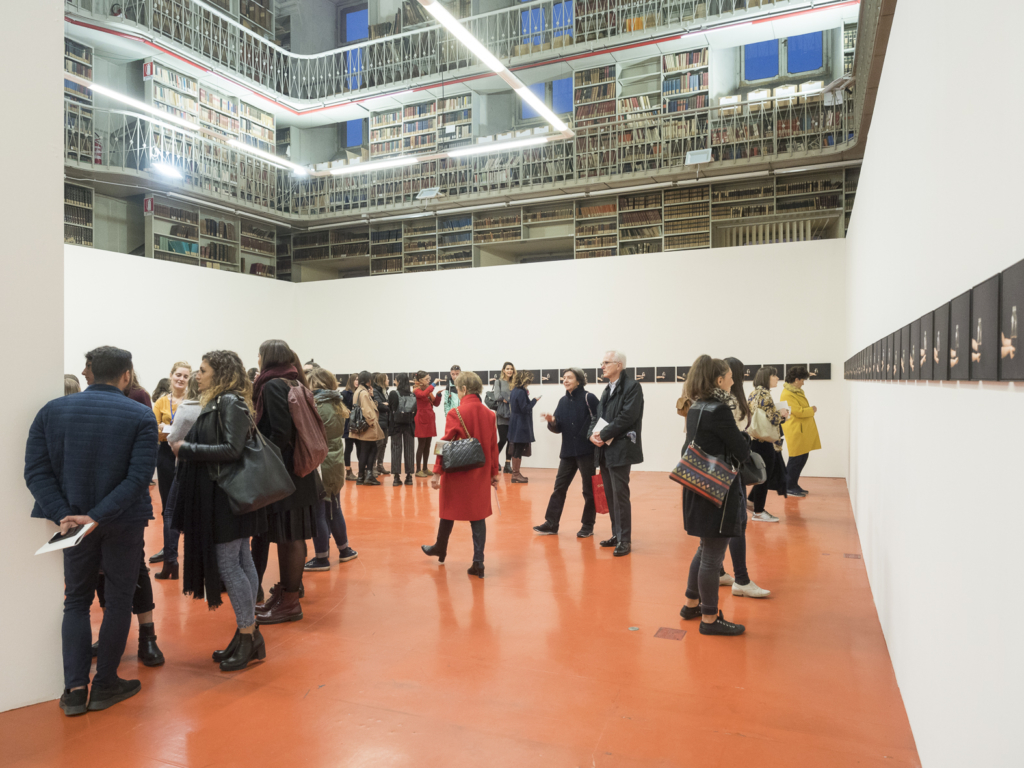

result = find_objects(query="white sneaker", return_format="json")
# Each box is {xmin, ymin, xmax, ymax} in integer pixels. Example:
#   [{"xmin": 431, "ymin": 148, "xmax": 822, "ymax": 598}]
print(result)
[
  {"xmin": 719, "ymin": 572, "xmax": 735, "ymax": 586},
  {"xmin": 752, "ymin": 511, "xmax": 780, "ymax": 523},
  {"xmin": 732, "ymin": 580, "xmax": 771, "ymax": 598}
]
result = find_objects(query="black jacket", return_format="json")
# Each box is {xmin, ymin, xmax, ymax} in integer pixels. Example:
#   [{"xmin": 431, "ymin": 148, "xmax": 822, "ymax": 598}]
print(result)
[
  {"xmin": 681, "ymin": 401, "xmax": 751, "ymax": 539},
  {"xmin": 589, "ymin": 376, "xmax": 644, "ymax": 467},
  {"xmin": 547, "ymin": 386, "xmax": 600, "ymax": 459},
  {"xmin": 388, "ymin": 388, "xmax": 414, "ymax": 436},
  {"xmin": 256, "ymin": 378, "xmax": 322, "ymax": 513},
  {"xmin": 373, "ymin": 384, "xmax": 391, "ymax": 435}
]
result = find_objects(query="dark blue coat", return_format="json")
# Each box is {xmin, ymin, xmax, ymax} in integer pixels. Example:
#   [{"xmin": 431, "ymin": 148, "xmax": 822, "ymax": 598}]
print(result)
[
  {"xmin": 507, "ymin": 387, "xmax": 537, "ymax": 444},
  {"xmin": 25, "ymin": 384, "xmax": 158, "ymax": 525},
  {"xmin": 547, "ymin": 386, "xmax": 600, "ymax": 459}
]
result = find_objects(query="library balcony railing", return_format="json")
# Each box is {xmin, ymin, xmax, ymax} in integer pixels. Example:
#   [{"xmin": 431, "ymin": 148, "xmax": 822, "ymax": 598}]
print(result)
[
  {"xmin": 65, "ymin": 0, "xmax": 793, "ymax": 104},
  {"xmin": 66, "ymin": 83, "xmax": 855, "ymax": 220}
]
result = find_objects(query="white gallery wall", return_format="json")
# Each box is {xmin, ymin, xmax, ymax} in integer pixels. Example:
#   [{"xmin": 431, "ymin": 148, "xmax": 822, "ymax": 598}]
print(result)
[
  {"xmin": 845, "ymin": 1, "xmax": 1024, "ymax": 766},
  {"xmin": 0, "ymin": 3, "xmax": 65, "ymax": 712}
]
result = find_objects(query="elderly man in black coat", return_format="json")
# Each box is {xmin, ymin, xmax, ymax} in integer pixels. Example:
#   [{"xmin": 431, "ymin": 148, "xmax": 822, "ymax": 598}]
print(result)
[{"xmin": 589, "ymin": 350, "xmax": 644, "ymax": 557}]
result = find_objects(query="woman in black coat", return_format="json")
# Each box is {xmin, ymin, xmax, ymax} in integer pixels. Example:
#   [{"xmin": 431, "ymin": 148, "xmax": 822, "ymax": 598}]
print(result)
[
  {"xmin": 678, "ymin": 355, "xmax": 750, "ymax": 637},
  {"xmin": 249, "ymin": 340, "xmax": 322, "ymax": 625},
  {"xmin": 533, "ymin": 367, "xmax": 600, "ymax": 537},
  {"xmin": 171, "ymin": 350, "xmax": 267, "ymax": 670}
]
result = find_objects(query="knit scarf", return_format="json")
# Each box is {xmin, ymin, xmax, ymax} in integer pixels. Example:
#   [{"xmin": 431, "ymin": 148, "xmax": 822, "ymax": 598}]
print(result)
[
  {"xmin": 709, "ymin": 387, "xmax": 737, "ymax": 409},
  {"xmin": 253, "ymin": 364, "xmax": 299, "ymax": 422}
]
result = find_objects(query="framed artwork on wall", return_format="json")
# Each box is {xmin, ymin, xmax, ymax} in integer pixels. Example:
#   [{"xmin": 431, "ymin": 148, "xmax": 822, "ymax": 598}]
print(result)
[
  {"xmin": 809, "ymin": 363, "xmax": 831, "ymax": 381},
  {"xmin": 743, "ymin": 364, "xmax": 760, "ymax": 381},
  {"xmin": 656, "ymin": 367, "xmax": 675, "ymax": 383},
  {"xmin": 888, "ymin": 333, "xmax": 897, "ymax": 380},
  {"xmin": 473, "ymin": 370, "xmax": 490, "ymax": 385},
  {"xmin": 540, "ymin": 370, "xmax": 560, "ymax": 385},
  {"xmin": 909, "ymin": 320, "xmax": 921, "ymax": 380},
  {"xmin": 971, "ymin": 274, "xmax": 1000, "ymax": 381},
  {"xmin": 898, "ymin": 325, "xmax": 909, "ymax": 380},
  {"xmin": 950, "ymin": 290, "xmax": 971, "ymax": 380},
  {"xmin": 676, "ymin": 366, "xmax": 691, "ymax": 383},
  {"xmin": 634, "ymin": 367, "xmax": 655, "ymax": 383},
  {"xmin": 524, "ymin": 369, "xmax": 541, "ymax": 387},
  {"xmin": 919, "ymin": 313, "xmax": 934, "ymax": 380},
  {"xmin": 427, "ymin": 372, "xmax": 441, "ymax": 384},
  {"xmin": 1000, "ymin": 259, "xmax": 1024, "ymax": 380},
  {"xmin": 486, "ymin": 370, "xmax": 502, "ymax": 384},
  {"xmin": 933, "ymin": 303, "xmax": 950, "ymax": 381}
]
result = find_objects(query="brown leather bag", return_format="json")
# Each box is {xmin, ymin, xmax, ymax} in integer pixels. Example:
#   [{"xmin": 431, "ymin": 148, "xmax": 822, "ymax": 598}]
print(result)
[{"xmin": 285, "ymin": 381, "xmax": 329, "ymax": 478}]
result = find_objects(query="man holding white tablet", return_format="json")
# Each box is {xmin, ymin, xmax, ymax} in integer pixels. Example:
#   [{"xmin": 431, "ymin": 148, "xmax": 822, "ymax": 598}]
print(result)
[{"xmin": 25, "ymin": 346, "xmax": 158, "ymax": 716}]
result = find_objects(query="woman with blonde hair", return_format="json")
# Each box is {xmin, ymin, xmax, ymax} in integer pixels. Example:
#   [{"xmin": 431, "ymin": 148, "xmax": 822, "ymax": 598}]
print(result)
[
  {"xmin": 491, "ymin": 362, "xmax": 516, "ymax": 474},
  {"xmin": 64, "ymin": 374, "xmax": 81, "ymax": 396},
  {"xmin": 171, "ymin": 350, "xmax": 268, "ymax": 670},
  {"xmin": 150, "ymin": 361, "xmax": 192, "ymax": 572},
  {"xmin": 507, "ymin": 370, "xmax": 540, "ymax": 483}
]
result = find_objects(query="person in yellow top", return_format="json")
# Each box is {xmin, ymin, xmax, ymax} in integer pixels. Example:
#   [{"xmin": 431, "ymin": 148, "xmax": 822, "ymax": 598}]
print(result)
[
  {"xmin": 150, "ymin": 361, "xmax": 192, "ymax": 573},
  {"xmin": 779, "ymin": 365, "xmax": 820, "ymax": 498}
]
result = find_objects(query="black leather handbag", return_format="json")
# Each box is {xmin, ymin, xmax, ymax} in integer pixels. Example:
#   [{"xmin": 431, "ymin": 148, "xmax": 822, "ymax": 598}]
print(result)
[
  {"xmin": 739, "ymin": 451, "xmax": 767, "ymax": 486},
  {"xmin": 215, "ymin": 408, "xmax": 296, "ymax": 515},
  {"xmin": 348, "ymin": 404, "xmax": 368, "ymax": 434},
  {"xmin": 442, "ymin": 408, "xmax": 486, "ymax": 473}
]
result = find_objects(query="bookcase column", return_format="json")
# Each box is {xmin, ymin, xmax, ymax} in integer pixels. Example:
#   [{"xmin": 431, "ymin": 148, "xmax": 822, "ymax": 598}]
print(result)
[{"xmin": 0, "ymin": 2, "xmax": 65, "ymax": 712}]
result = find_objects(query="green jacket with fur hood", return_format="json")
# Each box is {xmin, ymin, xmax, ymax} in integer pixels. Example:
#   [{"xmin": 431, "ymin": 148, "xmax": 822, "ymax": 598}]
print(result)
[{"xmin": 314, "ymin": 389, "xmax": 349, "ymax": 496}]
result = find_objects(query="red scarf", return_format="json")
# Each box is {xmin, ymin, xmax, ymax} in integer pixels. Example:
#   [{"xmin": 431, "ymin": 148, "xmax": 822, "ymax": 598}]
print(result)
[{"xmin": 253, "ymin": 364, "xmax": 299, "ymax": 422}]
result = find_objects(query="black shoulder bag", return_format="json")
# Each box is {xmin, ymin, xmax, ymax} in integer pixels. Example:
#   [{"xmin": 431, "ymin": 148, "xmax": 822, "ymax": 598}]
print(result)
[
  {"xmin": 214, "ymin": 399, "xmax": 296, "ymax": 515},
  {"xmin": 441, "ymin": 407, "xmax": 487, "ymax": 472}
]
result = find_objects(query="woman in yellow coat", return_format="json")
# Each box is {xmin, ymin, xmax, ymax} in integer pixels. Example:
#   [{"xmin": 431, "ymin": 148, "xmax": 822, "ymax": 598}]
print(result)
[{"xmin": 779, "ymin": 365, "xmax": 820, "ymax": 497}]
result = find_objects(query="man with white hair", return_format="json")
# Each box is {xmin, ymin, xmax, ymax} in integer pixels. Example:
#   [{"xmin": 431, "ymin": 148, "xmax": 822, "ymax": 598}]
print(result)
[{"xmin": 589, "ymin": 350, "xmax": 644, "ymax": 557}]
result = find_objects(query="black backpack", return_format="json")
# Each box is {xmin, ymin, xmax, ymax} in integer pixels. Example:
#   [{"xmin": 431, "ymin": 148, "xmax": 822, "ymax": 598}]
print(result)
[{"xmin": 394, "ymin": 393, "xmax": 417, "ymax": 424}]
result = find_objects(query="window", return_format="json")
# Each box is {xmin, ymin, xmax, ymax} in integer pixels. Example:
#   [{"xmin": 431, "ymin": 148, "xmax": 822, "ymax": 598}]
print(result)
[
  {"xmin": 519, "ymin": 0, "xmax": 544, "ymax": 46},
  {"xmin": 520, "ymin": 82, "xmax": 546, "ymax": 121},
  {"xmin": 742, "ymin": 32, "xmax": 826, "ymax": 84},
  {"xmin": 519, "ymin": 76, "xmax": 574, "ymax": 122},
  {"xmin": 346, "ymin": 119, "xmax": 364, "ymax": 148},
  {"xmin": 553, "ymin": 0, "xmax": 573, "ymax": 38},
  {"xmin": 342, "ymin": 6, "xmax": 369, "ymax": 90}
]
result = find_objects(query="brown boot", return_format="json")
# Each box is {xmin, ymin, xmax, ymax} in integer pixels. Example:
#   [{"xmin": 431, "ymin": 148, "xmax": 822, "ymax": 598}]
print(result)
[
  {"xmin": 256, "ymin": 589, "xmax": 303, "ymax": 625},
  {"xmin": 511, "ymin": 458, "xmax": 528, "ymax": 483},
  {"xmin": 255, "ymin": 582, "xmax": 282, "ymax": 613}
]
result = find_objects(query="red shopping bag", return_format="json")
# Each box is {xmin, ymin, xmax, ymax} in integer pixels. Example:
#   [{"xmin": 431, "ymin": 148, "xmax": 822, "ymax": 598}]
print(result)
[{"xmin": 593, "ymin": 471, "xmax": 610, "ymax": 515}]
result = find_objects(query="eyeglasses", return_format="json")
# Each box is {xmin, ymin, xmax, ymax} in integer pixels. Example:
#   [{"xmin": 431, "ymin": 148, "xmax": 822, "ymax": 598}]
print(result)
[{"xmin": 600, "ymin": 360, "xmax": 620, "ymax": 367}]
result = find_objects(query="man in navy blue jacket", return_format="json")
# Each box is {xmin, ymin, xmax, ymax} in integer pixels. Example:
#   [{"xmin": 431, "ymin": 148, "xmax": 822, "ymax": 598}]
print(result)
[{"xmin": 25, "ymin": 346, "xmax": 158, "ymax": 716}]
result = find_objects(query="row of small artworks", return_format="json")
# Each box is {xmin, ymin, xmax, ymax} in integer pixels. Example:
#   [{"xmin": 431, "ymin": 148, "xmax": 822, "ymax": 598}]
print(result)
[
  {"xmin": 845, "ymin": 258, "xmax": 1024, "ymax": 381},
  {"xmin": 335, "ymin": 364, "xmax": 833, "ymax": 388}
]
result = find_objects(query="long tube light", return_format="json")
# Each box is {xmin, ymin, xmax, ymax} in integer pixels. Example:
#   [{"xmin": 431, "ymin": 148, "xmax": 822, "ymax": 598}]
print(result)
[
  {"xmin": 227, "ymin": 139, "xmax": 307, "ymax": 176},
  {"xmin": 331, "ymin": 157, "xmax": 419, "ymax": 175},
  {"xmin": 604, "ymin": 182, "xmax": 674, "ymax": 194},
  {"xmin": 513, "ymin": 193, "xmax": 586, "ymax": 205},
  {"xmin": 419, "ymin": 0, "xmax": 507, "ymax": 74},
  {"xmin": 168, "ymin": 192, "xmax": 235, "ymax": 214},
  {"xmin": 449, "ymin": 137, "xmax": 546, "ymax": 158},
  {"xmin": 66, "ymin": 76, "xmax": 199, "ymax": 133}
]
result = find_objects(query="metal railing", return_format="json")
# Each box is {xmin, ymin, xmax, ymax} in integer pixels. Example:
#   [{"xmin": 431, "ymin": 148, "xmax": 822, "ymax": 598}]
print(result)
[
  {"xmin": 67, "ymin": 85, "xmax": 855, "ymax": 220},
  {"xmin": 66, "ymin": 0, "xmax": 791, "ymax": 104}
]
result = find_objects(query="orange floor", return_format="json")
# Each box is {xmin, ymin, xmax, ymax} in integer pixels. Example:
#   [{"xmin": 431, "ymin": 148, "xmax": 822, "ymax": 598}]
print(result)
[{"xmin": 1, "ymin": 472, "xmax": 920, "ymax": 768}]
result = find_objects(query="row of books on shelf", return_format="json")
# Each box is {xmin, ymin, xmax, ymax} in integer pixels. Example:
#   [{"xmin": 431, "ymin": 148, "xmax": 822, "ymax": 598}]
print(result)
[
  {"xmin": 64, "ymin": 225, "xmax": 92, "ymax": 246},
  {"xmin": 201, "ymin": 243, "xmax": 235, "ymax": 262},
  {"xmin": 474, "ymin": 230, "xmax": 521, "ymax": 244},
  {"xmin": 65, "ymin": 39, "xmax": 92, "ymax": 65},
  {"xmin": 65, "ymin": 59, "xmax": 91, "ymax": 78},
  {"xmin": 404, "ymin": 104, "xmax": 436, "ymax": 118},
  {"xmin": 578, "ymin": 203, "xmax": 616, "ymax": 219},
  {"xmin": 64, "ymin": 81, "xmax": 92, "ymax": 102},
  {"xmin": 619, "ymin": 210, "xmax": 661, "ymax": 225},
  {"xmin": 575, "ymin": 66, "xmax": 615, "ymax": 87},
  {"xmin": 241, "ymin": 235, "xmax": 274, "ymax": 255},
  {"xmin": 576, "ymin": 248, "xmax": 616, "ymax": 260},
  {"xmin": 665, "ymin": 233, "xmax": 710, "ymax": 250},
  {"xmin": 575, "ymin": 84, "xmax": 615, "ymax": 104},
  {"xmin": 666, "ymin": 201, "xmax": 710, "ymax": 219},
  {"xmin": 155, "ymin": 235, "xmax": 200, "ymax": 255},
  {"xmin": 619, "ymin": 96, "xmax": 658, "ymax": 113},
  {"xmin": 64, "ymin": 206, "xmax": 92, "ymax": 227},
  {"xmin": 664, "ymin": 72, "xmax": 708, "ymax": 97},
  {"xmin": 440, "ymin": 216, "xmax": 472, "ymax": 232},
  {"xmin": 371, "ymin": 228, "xmax": 402, "ymax": 243},
  {"xmin": 575, "ymin": 222, "xmax": 616, "ymax": 236},
  {"xmin": 620, "ymin": 226, "xmax": 661, "ymax": 240},
  {"xmin": 65, "ymin": 186, "xmax": 92, "ymax": 208},
  {"xmin": 664, "ymin": 50, "xmax": 708, "ymax": 72},
  {"xmin": 438, "ymin": 96, "xmax": 472, "ymax": 112},
  {"xmin": 248, "ymin": 263, "xmax": 276, "ymax": 278},
  {"xmin": 621, "ymin": 241, "xmax": 661, "ymax": 255},
  {"xmin": 665, "ymin": 219, "xmax": 709, "ymax": 235},
  {"xmin": 154, "ymin": 203, "xmax": 198, "ymax": 224},
  {"xmin": 150, "ymin": 64, "xmax": 197, "ymax": 96},
  {"xmin": 667, "ymin": 94, "xmax": 707, "ymax": 113},
  {"xmin": 371, "ymin": 257, "xmax": 404, "ymax": 274},
  {"xmin": 199, "ymin": 88, "xmax": 237, "ymax": 115}
]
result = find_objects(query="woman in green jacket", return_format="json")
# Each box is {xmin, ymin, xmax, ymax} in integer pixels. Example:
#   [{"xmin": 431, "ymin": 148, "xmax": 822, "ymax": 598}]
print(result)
[
  {"xmin": 304, "ymin": 367, "xmax": 358, "ymax": 571},
  {"xmin": 779, "ymin": 365, "xmax": 821, "ymax": 497}
]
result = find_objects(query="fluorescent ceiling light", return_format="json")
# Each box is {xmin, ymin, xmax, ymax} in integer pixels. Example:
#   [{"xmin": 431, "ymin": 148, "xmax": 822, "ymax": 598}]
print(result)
[
  {"xmin": 419, "ymin": 0, "xmax": 507, "ymax": 74},
  {"xmin": 151, "ymin": 162, "xmax": 183, "ymax": 179},
  {"xmin": 774, "ymin": 160, "xmax": 860, "ymax": 174},
  {"xmin": 108, "ymin": 109, "xmax": 195, "ymax": 135},
  {"xmin": 227, "ymin": 139, "xmax": 308, "ymax": 176},
  {"xmin": 608, "ymin": 182, "xmax": 674, "ymax": 194},
  {"xmin": 514, "ymin": 87, "xmax": 568, "ymax": 132},
  {"xmin": 81, "ymin": 80, "xmax": 199, "ymax": 133},
  {"xmin": 514, "ymin": 193, "xmax": 586, "ymax": 205},
  {"xmin": 236, "ymin": 210, "xmax": 287, "ymax": 228},
  {"xmin": 372, "ymin": 211, "xmax": 435, "ymax": 222},
  {"xmin": 449, "ymin": 137, "xmax": 546, "ymax": 157},
  {"xmin": 331, "ymin": 157, "xmax": 419, "ymax": 175},
  {"xmin": 440, "ymin": 202, "xmax": 508, "ymax": 213},
  {"xmin": 168, "ymin": 192, "xmax": 234, "ymax": 213}
]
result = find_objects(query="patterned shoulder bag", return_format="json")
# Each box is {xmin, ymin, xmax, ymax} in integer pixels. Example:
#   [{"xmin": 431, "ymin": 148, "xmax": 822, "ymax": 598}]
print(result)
[{"xmin": 669, "ymin": 404, "xmax": 738, "ymax": 508}]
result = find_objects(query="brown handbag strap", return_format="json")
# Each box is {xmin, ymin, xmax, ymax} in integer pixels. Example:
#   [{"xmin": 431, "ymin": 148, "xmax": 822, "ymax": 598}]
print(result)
[{"xmin": 454, "ymin": 407, "xmax": 472, "ymax": 440}]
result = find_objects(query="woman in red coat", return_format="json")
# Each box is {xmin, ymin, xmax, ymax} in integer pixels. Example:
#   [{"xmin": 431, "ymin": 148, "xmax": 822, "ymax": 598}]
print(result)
[
  {"xmin": 422, "ymin": 372, "xmax": 501, "ymax": 578},
  {"xmin": 413, "ymin": 370, "xmax": 443, "ymax": 477}
]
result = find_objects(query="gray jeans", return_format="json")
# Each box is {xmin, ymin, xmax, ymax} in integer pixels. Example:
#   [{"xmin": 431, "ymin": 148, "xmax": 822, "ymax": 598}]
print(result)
[
  {"xmin": 685, "ymin": 537, "xmax": 731, "ymax": 616},
  {"xmin": 215, "ymin": 537, "xmax": 259, "ymax": 629}
]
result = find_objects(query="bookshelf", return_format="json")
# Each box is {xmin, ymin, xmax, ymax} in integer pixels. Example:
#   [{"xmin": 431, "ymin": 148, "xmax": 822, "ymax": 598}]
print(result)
[
  {"xmin": 64, "ymin": 38, "xmax": 94, "ymax": 165},
  {"xmin": 370, "ymin": 224, "xmax": 403, "ymax": 275},
  {"xmin": 402, "ymin": 100, "xmax": 437, "ymax": 155},
  {"xmin": 276, "ymin": 235, "xmax": 292, "ymax": 281},
  {"xmin": 240, "ymin": 218, "xmax": 277, "ymax": 278},
  {"xmin": 145, "ymin": 60, "xmax": 199, "ymax": 127},
  {"xmin": 64, "ymin": 183, "xmax": 93, "ymax": 248},
  {"xmin": 146, "ymin": 195, "xmax": 202, "ymax": 268},
  {"xmin": 843, "ymin": 22, "xmax": 858, "ymax": 76},
  {"xmin": 664, "ymin": 185, "xmax": 711, "ymax": 251},
  {"xmin": 438, "ymin": 214, "xmax": 474, "ymax": 268},
  {"xmin": 436, "ymin": 95, "xmax": 473, "ymax": 152},
  {"xmin": 403, "ymin": 219, "xmax": 438, "ymax": 272},
  {"xmin": 575, "ymin": 197, "xmax": 618, "ymax": 259},
  {"xmin": 240, "ymin": 0, "xmax": 274, "ymax": 40},
  {"xmin": 574, "ymin": 65, "xmax": 618, "ymax": 128},
  {"xmin": 618, "ymin": 58, "xmax": 662, "ymax": 121},
  {"xmin": 473, "ymin": 211, "xmax": 522, "ymax": 245},
  {"xmin": 369, "ymin": 108, "xmax": 402, "ymax": 159},
  {"xmin": 618, "ymin": 191, "xmax": 663, "ymax": 255},
  {"xmin": 239, "ymin": 100, "xmax": 275, "ymax": 154}
]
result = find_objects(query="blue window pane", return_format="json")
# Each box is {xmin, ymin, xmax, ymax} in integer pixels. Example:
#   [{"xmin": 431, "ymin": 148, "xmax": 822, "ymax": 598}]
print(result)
[
  {"xmin": 520, "ymin": 7, "xmax": 544, "ymax": 45},
  {"xmin": 552, "ymin": 77, "xmax": 572, "ymax": 115},
  {"xmin": 787, "ymin": 31, "xmax": 823, "ymax": 74},
  {"xmin": 347, "ymin": 119, "xmax": 363, "ymax": 148},
  {"xmin": 346, "ymin": 9, "xmax": 368, "ymax": 42},
  {"xmin": 521, "ymin": 81, "xmax": 546, "ymax": 120},
  {"xmin": 744, "ymin": 39, "xmax": 779, "ymax": 81},
  {"xmin": 553, "ymin": 0, "xmax": 573, "ymax": 37}
]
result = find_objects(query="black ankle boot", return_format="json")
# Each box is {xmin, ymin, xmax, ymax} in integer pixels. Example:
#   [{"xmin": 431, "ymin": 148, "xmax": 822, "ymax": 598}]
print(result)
[
  {"xmin": 467, "ymin": 561, "xmax": 485, "ymax": 579},
  {"xmin": 364, "ymin": 471, "xmax": 381, "ymax": 486},
  {"xmin": 219, "ymin": 628, "xmax": 266, "ymax": 671},
  {"xmin": 421, "ymin": 544, "xmax": 446, "ymax": 563},
  {"xmin": 503, "ymin": 461, "xmax": 512, "ymax": 474},
  {"xmin": 212, "ymin": 630, "xmax": 241, "ymax": 662},
  {"xmin": 138, "ymin": 623, "xmax": 165, "ymax": 667}
]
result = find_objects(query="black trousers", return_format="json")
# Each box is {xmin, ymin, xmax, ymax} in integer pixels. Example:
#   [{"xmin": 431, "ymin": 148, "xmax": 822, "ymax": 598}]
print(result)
[
  {"xmin": 63, "ymin": 518, "xmax": 147, "ymax": 689},
  {"xmin": 356, "ymin": 439, "xmax": 375, "ymax": 476},
  {"xmin": 544, "ymin": 454, "xmax": 597, "ymax": 529},
  {"xmin": 96, "ymin": 553, "xmax": 155, "ymax": 615},
  {"xmin": 391, "ymin": 429, "xmax": 415, "ymax": 476},
  {"xmin": 435, "ymin": 518, "xmax": 486, "ymax": 562},
  {"xmin": 344, "ymin": 437, "xmax": 356, "ymax": 467},
  {"xmin": 496, "ymin": 424, "xmax": 510, "ymax": 461},
  {"xmin": 748, "ymin": 440, "xmax": 777, "ymax": 512},
  {"xmin": 599, "ymin": 458, "xmax": 632, "ymax": 544}
]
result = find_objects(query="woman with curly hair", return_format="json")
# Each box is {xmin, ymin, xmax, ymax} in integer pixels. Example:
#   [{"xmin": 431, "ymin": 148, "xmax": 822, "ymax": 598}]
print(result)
[{"xmin": 171, "ymin": 351, "xmax": 268, "ymax": 670}]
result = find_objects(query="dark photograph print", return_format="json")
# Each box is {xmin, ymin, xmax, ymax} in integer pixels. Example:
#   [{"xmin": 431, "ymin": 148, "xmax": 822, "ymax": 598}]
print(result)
[
  {"xmin": 809, "ymin": 363, "xmax": 831, "ymax": 381},
  {"xmin": 971, "ymin": 274, "xmax": 1000, "ymax": 381},
  {"xmin": 785, "ymin": 364, "xmax": 808, "ymax": 379},
  {"xmin": 899, "ymin": 325, "xmax": 909, "ymax": 380},
  {"xmin": 656, "ymin": 367, "xmax": 675, "ymax": 383},
  {"xmin": 743, "ymin": 364, "xmax": 760, "ymax": 381},
  {"xmin": 950, "ymin": 290, "xmax": 971, "ymax": 381},
  {"xmin": 524, "ymin": 370, "xmax": 542, "ymax": 387},
  {"xmin": 764, "ymin": 364, "xmax": 785, "ymax": 382},
  {"xmin": 1000, "ymin": 259, "xmax": 1024, "ymax": 380},
  {"xmin": 633, "ymin": 367, "xmax": 655, "ymax": 383},
  {"xmin": 876, "ymin": 340, "xmax": 883, "ymax": 379},
  {"xmin": 889, "ymin": 332, "xmax": 898, "ymax": 380},
  {"xmin": 909, "ymin": 319, "xmax": 921, "ymax": 380},
  {"xmin": 428, "ymin": 372, "xmax": 441, "ymax": 384},
  {"xmin": 881, "ymin": 336, "xmax": 889, "ymax": 380},
  {"xmin": 933, "ymin": 303, "xmax": 950, "ymax": 381},
  {"xmin": 474, "ymin": 370, "xmax": 490, "ymax": 385},
  {"xmin": 676, "ymin": 366, "xmax": 692, "ymax": 383},
  {"xmin": 919, "ymin": 313, "xmax": 934, "ymax": 381},
  {"xmin": 540, "ymin": 370, "xmax": 561, "ymax": 385}
]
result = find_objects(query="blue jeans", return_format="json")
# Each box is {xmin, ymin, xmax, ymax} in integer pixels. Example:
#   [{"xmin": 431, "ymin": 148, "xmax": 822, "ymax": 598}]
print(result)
[
  {"xmin": 215, "ymin": 538, "xmax": 259, "ymax": 629},
  {"xmin": 312, "ymin": 495, "xmax": 348, "ymax": 557},
  {"xmin": 63, "ymin": 518, "xmax": 147, "ymax": 689}
]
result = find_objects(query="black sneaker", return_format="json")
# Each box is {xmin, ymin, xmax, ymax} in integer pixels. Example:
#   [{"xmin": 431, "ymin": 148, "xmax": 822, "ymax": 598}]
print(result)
[
  {"xmin": 405, "ymin": 475, "xmax": 413, "ymax": 486},
  {"xmin": 787, "ymin": 488, "xmax": 807, "ymax": 498},
  {"xmin": 599, "ymin": 536, "xmax": 618, "ymax": 548},
  {"xmin": 533, "ymin": 522, "xmax": 558, "ymax": 535},
  {"xmin": 679, "ymin": 604, "xmax": 703, "ymax": 620},
  {"xmin": 795, "ymin": 486, "xmax": 810, "ymax": 496},
  {"xmin": 338, "ymin": 547, "xmax": 358, "ymax": 563},
  {"xmin": 698, "ymin": 612, "xmax": 746, "ymax": 636},
  {"xmin": 577, "ymin": 527, "xmax": 594, "ymax": 538},
  {"xmin": 59, "ymin": 688, "xmax": 88, "ymax": 717},
  {"xmin": 303, "ymin": 556, "xmax": 331, "ymax": 572},
  {"xmin": 87, "ymin": 678, "xmax": 142, "ymax": 711}
]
